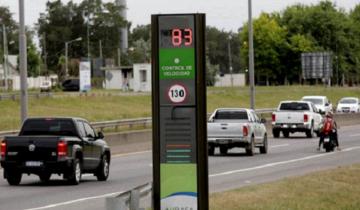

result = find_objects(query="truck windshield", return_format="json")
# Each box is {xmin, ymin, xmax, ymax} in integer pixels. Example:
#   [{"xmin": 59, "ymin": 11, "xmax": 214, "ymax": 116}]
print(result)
[
  {"xmin": 214, "ymin": 110, "xmax": 248, "ymax": 120},
  {"xmin": 302, "ymin": 98, "xmax": 323, "ymax": 105},
  {"xmin": 279, "ymin": 103, "xmax": 309, "ymax": 111},
  {"xmin": 20, "ymin": 119, "xmax": 77, "ymax": 136}
]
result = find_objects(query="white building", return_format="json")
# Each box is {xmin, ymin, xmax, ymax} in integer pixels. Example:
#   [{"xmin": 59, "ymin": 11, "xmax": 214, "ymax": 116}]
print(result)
[
  {"xmin": 132, "ymin": 63, "xmax": 151, "ymax": 92},
  {"xmin": 103, "ymin": 63, "xmax": 151, "ymax": 92},
  {"xmin": 103, "ymin": 66, "xmax": 133, "ymax": 90},
  {"xmin": 215, "ymin": 73, "xmax": 245, "ymax": 87}
]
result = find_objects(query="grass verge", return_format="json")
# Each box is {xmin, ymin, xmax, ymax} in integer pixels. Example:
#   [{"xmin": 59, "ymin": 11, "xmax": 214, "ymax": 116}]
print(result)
[
  {"xmin": 1, "ymin": 86, "xmax": 360, "ymax": 131},
  {"xmin": 210, "ymin": 164, "xmax": 360, "ymax": 210}
]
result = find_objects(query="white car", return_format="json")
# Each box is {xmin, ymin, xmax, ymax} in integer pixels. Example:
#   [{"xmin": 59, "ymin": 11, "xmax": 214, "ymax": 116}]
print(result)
[
  {"xmin": 272, "ymin": 101, "xmax": 323, "ymax": 138},
  {"xmin": 301, "ymin": 96, "xmax": 332, "ymax": 114},
  {"xmin": 40, "ymin": 81, "xmax": 52, "ymax": 92},
  {"xmin": 336, "ymin": 97, "xmax": 360, "ymax": 113},
  {"xmin": 207, "ymin": 108, "xmax": 268, "ymax": 156}
]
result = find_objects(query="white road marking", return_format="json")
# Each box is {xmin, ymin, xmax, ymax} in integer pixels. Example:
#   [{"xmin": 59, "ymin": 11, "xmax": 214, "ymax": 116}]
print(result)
[
  {"xmin": 24, "ymin": 191, "xmax": 124, "ymax": 210},
  {"xmin": 270, "ymin": 144, "xmax": 289, "ymax": 148},
  {"xmin": 349, "ymin": 133, "xmax": 360, "ymax": 137},
  {"xmin": 11, "ymin": 146, "xmax": 360, "ymax": 209},
  {"xmin": 209, "ymin": 146, "xmax": 360, "ymax": 178}
]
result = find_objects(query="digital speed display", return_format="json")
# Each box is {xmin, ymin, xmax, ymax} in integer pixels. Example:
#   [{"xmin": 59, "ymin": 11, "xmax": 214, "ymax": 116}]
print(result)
[{"xmin": 159, "ymin": 16, "xmax": 194, "ymax": 48}]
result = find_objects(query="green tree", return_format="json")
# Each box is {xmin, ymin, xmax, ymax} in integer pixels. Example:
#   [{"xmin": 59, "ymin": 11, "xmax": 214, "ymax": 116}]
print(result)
[{"xmin": 240, "ymin": 13, "xmax": 287, "ymax": 85}]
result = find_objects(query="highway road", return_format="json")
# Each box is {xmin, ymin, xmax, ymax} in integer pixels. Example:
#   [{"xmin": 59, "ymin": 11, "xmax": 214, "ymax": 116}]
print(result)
[{"xmin": 0, "ymin": 124, "xmax": 360, "ymax": 210}]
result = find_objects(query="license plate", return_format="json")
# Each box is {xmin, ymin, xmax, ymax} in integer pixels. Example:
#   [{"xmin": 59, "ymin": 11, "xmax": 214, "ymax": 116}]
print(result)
[
  {"xmin": 217, "ymin": 139, "xmax": 230, "ymax": 144},
  {"xmin": 25, "ymin": 161, "xmax": 43, "ymax": 167},
  {"xmin": 282, "ymin": 125, "xmax": 288, "ymax": 128},
  {"xmin": 291, "ymin": 125, "xmax": 297, "ymax": 128},
  {"xmin": 324, "ymin": 138, "xmax": 330, "ymax": 142}
]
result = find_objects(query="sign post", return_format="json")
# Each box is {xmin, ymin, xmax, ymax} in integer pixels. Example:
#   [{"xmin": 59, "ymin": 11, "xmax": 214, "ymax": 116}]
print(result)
[
  {"xmin": 79, "ymin": 61, "xmax": 91, "ymax": 92},
  {"xmin": 152, "ymin": 14, "xmax": 208, "ymax": 210}
]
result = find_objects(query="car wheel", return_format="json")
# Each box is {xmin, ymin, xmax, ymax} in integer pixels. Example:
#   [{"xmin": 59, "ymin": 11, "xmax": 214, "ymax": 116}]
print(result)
[
  {"xmin": 273, "ymin": 129, "xmax": 280, "ymax": 138},
  {"xmin": 208, "ymin": 145, "xmax": 215, "ymax": 156},
  {"xmin": 67, "ymin": 158, "xmax": 82, "ymax": 185},
  {"xmin": 283, "ymin": 131, "xmax": 290, "ymax": 138},
  {"xmin": 219, "ymin": 146, "xmax": 228, "ymax": 155},
  {"xmin": 6, "ymin": 170, "xmax": 22, "ymax": 186},
  {"xmin": 306, "ymin": 124, "xmax": 314, "ymax": 138},
  {"xmin": 246, "ymin": 136, "xmax": 255, "ymax": 156},
  {"xmin": 260, "ymin": 135, "xmax": 268, "ymax": 154},
  {"xmin": 96, "ymin": 154, "xmax": 110, "ymax": 181},
  {"xmin": 39, "ymin": 173, "xmax": 51, "ymax": 182}
]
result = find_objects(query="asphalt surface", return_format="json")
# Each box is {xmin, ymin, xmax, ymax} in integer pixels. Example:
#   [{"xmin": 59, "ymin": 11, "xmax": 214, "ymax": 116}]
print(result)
[{"xmin": 0, "ymin": 124, "xmax": 360, "ymax": 210}]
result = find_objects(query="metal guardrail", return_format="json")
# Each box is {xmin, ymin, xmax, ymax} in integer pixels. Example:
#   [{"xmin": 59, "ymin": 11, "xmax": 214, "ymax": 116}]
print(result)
[
  {"xmin": 0, "ymin": 109, "xmax": 276, "ymax": 137},
  {"xmin": 106, "ymin": 182, "xmax": 152, "ymax": 210},
  {"xmin": 0, "ymin": 92, "xmax": 52, "ymax": 101},
  {"xmin": 92, "ymin": 118, "xmax": 152, "ymax": 132}
]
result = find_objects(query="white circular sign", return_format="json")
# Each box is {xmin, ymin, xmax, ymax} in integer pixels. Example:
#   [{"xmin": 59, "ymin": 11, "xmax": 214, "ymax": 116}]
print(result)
[{"xmin": 168, "ymin": 84, "xmax": 187, "ymax": 103}]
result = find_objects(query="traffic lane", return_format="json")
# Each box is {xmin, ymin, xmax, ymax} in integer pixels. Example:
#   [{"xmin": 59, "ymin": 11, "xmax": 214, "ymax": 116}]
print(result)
[
  {"xmin": 208, "ymin": 124, "xmax": 360, "ymax": 175},
  {"xmin": 0, "ymin": 125, "xmax": 359, "ymax": 210},
  {"xmin": 210, "ymin": 146, "xmax": 360, "ymax": 193},
  {"xmin": 209, "ymin": 125, "xmax": 360, "ymax": 192},
  {"xmin": 0, "ymin": 152, "xmax": 153, "ymax": 210}
]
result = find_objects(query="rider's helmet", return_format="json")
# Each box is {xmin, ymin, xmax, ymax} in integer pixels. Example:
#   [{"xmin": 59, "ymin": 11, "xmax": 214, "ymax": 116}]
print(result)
[{"xmin": 325, "ymin": 111, "xmax": 333, "ymax": 118}]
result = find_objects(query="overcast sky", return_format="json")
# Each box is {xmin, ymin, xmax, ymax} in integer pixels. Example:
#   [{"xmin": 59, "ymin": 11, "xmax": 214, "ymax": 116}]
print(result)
[{"xmin": 1, "ymin": 0, "xmax": 359, "ymax": 31}]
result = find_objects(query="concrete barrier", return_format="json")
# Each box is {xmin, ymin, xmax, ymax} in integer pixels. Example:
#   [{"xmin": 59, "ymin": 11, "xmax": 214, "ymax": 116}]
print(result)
[{"xmin": 106, "ymin": 113, "xmax": 360, "ymax": 154}]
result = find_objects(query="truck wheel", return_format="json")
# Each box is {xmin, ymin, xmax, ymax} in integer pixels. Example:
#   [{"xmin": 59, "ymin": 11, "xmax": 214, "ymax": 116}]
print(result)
[
  {"xmin": 283, "ymin": 131, "xmax": 290, "ymax": 138},
  {"xmin": 246, "ymin": 137, "xmax": 255, "ymax": 156},
  {"xmin": 96, "ymin": 154, "xmax": 110, "ymax": 181},
  {"xmin": 260, "ymin": 135, "xmax": 268, "ymax": 154},
  {"xmin": 306, "ymin": 125, "xmax": 314, "ymax": 138},
  {"xmin": 67, "ymin": 158, "xmax": 82, "ymax": 185},
  {"xmin": 6, "ymin": 170, "xmax": 22, "ymax": 186},
  {"xmin": 208, "ymin": 145, "xmax": 215, "ymax": 156},
  {"xmin": 273, "ymin": 129, "xmax": 280, "ymax": 138},
  {"xmin": 39, "ymin": 173, "xmax": 51, "ymax": 182},
  {"xmin": 219, "ymin": 146, "xmax": 228, "ymax": 155}
]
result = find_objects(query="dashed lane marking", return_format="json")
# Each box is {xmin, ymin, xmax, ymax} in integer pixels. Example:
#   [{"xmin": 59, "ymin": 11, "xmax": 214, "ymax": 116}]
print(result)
[{"xmin": 209, "ymin": 146, "xmax": 360, "ymax": 178}]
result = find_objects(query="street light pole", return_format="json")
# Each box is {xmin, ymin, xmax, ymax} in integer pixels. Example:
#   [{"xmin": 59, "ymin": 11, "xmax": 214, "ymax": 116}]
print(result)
[
  {"xmin": 2, "ymin": 24, "xmax": 8, "ymax": 91},
  {"xmin": 228, "ymin": 34, "xmax": 233, "ymax": 87},
  {"xmin": 19, "ymin": 0, "xmax": 28, "ymax": 123},
  {"xmin": 65, "ymin": 42, "xmax": 68, "ymax": 77},
  {"xmin": 248, "ymin": 0, "xmax": 255, "ymax": 109}
]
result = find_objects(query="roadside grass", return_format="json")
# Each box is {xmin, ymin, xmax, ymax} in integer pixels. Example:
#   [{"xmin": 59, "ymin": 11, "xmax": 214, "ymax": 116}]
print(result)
[
  {"xmin": 1, "ymin": 85, "xmax": 359, "ymax": 131},
  {"xmin": 210, "ymin": 164, "xmax": 360, "ymax": 210}
]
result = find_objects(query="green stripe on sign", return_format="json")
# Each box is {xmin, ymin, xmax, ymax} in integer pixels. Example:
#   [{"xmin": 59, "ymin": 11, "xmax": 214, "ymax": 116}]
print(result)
[
  {"xmin": 160, "ymin": 164, "xmax": 197, "ymax": 198},
  {"xmin": 167, "ymin": 149, "xmax": 191, "ymax": 153},
  {"xmin": 159, "ymin": 48, "xmax": 195, "ymax": 79},
  {"xmin": 167, "ymin": 155, "xmax": 191, "ymax": 158}
]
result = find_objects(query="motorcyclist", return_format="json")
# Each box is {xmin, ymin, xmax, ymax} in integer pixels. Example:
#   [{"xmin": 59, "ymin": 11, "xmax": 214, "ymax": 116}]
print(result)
[{"xmin": 317, "ymin": 111, "xmax": 340, "ymax": 151}]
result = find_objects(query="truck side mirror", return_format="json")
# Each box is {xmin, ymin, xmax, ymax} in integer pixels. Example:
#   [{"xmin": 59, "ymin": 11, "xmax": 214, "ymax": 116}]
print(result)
[{"xmin": 97, "ymin": 132, "xmax": 104, "ymax": 139}]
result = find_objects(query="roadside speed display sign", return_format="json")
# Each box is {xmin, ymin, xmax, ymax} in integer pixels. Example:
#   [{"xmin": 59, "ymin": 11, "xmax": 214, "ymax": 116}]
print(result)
[{"xmin": 152, "ymin": 14, "xmax": 208, "ymax": 210}]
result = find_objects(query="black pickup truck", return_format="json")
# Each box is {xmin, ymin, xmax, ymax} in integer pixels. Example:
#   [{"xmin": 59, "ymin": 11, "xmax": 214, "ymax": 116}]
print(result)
[{"xmin": 0, "ymin": 117, "xmax": 111, "ymax": 185}]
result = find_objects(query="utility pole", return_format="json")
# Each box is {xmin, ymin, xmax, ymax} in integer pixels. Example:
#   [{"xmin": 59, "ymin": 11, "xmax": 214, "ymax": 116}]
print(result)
[
  {"xmin": 19, "ymin": 0, "xmax": 28, "ymax": 123},
  {"xmin": 99, "ymin": 40, "xmax": 103, "ymax": 59},
  {"xmin": 117, "ymin": 48, "xmax": 121, "ymax": 67},
  {"xmin": 2, "ymin": 24, "xmax": 8, "ymax": 91},
  {"xmin": 228, "ymin": 34, "xmax": 233, "ymax": 87},
  {"xmin": 248, "ymin": 0, "xmax": 255, "ymax": 109},
  {"xmin": 65, "ymin": 42, "xmax": 68, "ymax": 77},
  {"xmin": 42, "ymin": 33, "xmax": 48, "ymax": 76}
]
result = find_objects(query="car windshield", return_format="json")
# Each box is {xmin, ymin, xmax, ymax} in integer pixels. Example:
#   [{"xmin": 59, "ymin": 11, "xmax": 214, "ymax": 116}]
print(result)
[
  {"xmin": 279, "ymin": 103, "xmax": 310, "ymax": 111},
  {"xmin": 214, "ymin": 110, "xmax": 248, "ymax": 120},
  {"xmin": 20, "ymin": 119, "xmax": 78, "ymax": 136},
  {"xmin": 302, "ymin": 98, "xmax": 323, "ymax": 105},
  {"xmin": 339, "ymin": 99, "xmax": 357, "ymax": 104}
]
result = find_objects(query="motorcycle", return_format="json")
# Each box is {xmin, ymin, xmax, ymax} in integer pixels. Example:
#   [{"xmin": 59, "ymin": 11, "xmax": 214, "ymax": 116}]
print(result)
[{"xmin": 322, "ymin": 129, "xmax": 337, "ymax": 152}]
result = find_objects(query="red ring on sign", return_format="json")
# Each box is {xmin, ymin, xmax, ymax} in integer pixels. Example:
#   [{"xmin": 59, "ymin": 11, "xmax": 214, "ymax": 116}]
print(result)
[{"xmin": 166, "ymin": 83, "xmax": 189, "ymax": 104}]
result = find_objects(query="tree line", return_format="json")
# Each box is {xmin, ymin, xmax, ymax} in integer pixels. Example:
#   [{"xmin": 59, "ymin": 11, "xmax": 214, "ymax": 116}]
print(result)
[{"xmin": 1, "ymin": 0, "xmax": 359, "ymax": 86}]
